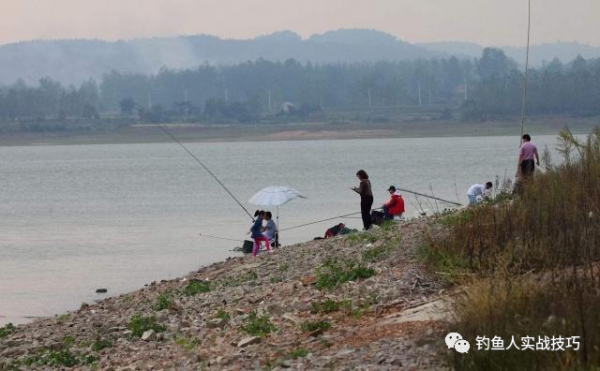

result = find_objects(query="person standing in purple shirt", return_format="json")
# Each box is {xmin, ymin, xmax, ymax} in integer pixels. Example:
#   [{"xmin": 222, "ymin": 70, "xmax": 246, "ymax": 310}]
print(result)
[{"xmin": 518, "ymin": 134, "xmax": 539, "ymax": 179}]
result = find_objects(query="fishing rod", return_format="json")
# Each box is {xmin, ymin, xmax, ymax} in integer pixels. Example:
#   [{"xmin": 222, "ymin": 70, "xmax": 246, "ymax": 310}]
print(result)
[
  {"xmin": 519, "ymin": 0, "xmax": 532, "ymax": 143},
  {"xmin": 396, "ymin": 187, "xmax": 462, "ymax": 206},
  {"xmin": 156, "ymin": 124, "xmax": 254, "ymax": 221},
  {"xmin": 283, "ymin": 187, "xmax": 462, "ymax": 232},
  {"xmin": 281, "ymin": 210, "xmax": 367, "ymax": 231},
  {"xmin": 198, "ymin": 233, "xmax": 244, "ymax": 243}
]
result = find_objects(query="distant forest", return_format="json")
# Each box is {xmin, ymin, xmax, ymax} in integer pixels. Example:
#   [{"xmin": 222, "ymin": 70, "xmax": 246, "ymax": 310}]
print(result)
[{"xmin": 0, "ymin": 48, "xmax": 599, "ymax": 132}]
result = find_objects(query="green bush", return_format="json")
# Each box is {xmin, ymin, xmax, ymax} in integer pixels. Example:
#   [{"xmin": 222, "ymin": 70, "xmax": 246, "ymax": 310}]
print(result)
[
  {"xmin": 127, "ymin": 314, "xmax": 166, "ymax": 338},
  {"xmin": 183, "ymin": 280, "xmax": 211, "ymax": 296},
  {"xmin": 23, "ymin": 349, "xmax": 97, "ymax": 368},
  {"xmin": 315, "ymin": 258, "xmax": 375, "ymax": 290},
  {"xmin": 310, "ymin": 299, "xmax": 351, "ymax": 314},
  {"xmin": 0, "ymin": 323, "xmax": 16, "ymax": 338},
  {"xmin": 285, "ymin": 348, "xmax": 309, "ymax": 359},
  {"xmin": 175, "ymin": 335, "xmax": 200, "ymax": 351},
  {"xmin": 214, "ymin": 309, "xmax": 231, "ymax": 321},
  {"xmin": 300, "ymin": 320, "xmax": 331, "ymax": 333},
  {"xmin": 91, "ymin": 338, "xmax": 113, "ymax": 352},
  {"xmin": 241, "ymin": 312, "xmax": 277, "ymax": 337},
  {"xmin": 155, "ymin": 292, "xmax": 172, "ymax": 310}
]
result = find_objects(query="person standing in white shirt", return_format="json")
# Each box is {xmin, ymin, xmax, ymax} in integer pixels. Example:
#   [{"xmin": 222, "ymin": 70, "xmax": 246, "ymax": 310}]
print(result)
[{"xmin": 467, "ymin": 182, "xmax": 493, "ymax": 206}]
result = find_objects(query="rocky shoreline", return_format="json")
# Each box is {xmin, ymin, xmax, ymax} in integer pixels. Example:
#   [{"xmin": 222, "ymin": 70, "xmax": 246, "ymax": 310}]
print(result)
[{"xmin": 0, "ymin": 219, "xmax": 451, "ymax": 370}]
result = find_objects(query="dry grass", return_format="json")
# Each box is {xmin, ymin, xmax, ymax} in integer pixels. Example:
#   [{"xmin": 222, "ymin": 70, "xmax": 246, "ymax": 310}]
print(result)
[{"xmin": 424, "ymin": 128, "xmax": 600, "ymax": 370}]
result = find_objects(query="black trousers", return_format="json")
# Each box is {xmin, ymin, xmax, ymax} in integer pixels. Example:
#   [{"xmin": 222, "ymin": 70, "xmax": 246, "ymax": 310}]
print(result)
[
  {"xmin": 361, "ymin": 196, "xmax": 374, "ymax": 230},
  {"xmin": 520, "ymin": 159, "xmax": 535, "ymax": 179}
]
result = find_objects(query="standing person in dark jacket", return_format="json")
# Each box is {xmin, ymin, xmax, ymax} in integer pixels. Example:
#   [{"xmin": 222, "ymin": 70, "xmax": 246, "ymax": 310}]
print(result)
[{"xmin": 352, "ymin": 169, "xmax": 374, "ymax": 230}]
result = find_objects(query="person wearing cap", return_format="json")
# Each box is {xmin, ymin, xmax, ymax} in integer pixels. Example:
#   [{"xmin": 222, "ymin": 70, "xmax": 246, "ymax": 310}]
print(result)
[{"xmin": 382, "ymin": 186, "xmax": 405, "ymax": 220}]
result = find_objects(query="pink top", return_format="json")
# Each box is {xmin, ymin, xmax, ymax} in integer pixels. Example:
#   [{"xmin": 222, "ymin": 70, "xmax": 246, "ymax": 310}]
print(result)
[{"xmin": 519, "ymin": 142, "xmax": 538, "ymax": 161}]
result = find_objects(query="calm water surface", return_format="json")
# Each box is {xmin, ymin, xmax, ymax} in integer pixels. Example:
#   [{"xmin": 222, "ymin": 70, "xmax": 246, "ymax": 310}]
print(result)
[{"xmin": 0, "ymin": 135, "xmax": 562, "ymax": 324}]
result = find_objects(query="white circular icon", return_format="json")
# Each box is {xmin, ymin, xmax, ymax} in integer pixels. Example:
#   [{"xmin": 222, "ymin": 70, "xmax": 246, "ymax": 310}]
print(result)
[
  {"xmin": 445, "ymin": 332, "xmax": 463, "ymax": 349},
  {"xmin": 455, "ymin": 339, "xmax": 471, "ymax": 353}
]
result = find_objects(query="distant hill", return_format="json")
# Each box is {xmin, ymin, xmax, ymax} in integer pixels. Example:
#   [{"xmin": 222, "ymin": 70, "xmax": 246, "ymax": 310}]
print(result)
[
  {"xmin": 0, "ymin": 29, "xmax": 438, "ymax": 85},
  {"xmin": 418, "ymin": 41, "xmax": 600, "ymax": 65},
  {"xmin": 1, "ymin": 29, "xmax": 599, "ymax": 86},
  {"xmin": 416, "ymin": 42, "xmax": 484, "ymax": 59}
]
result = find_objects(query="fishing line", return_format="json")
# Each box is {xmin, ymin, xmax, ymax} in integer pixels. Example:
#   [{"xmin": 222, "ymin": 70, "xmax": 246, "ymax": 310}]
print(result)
[
  {"xmin": 156, "ymin": 124, "xmax": 254, "ymax": 221},
  {"xmin": 395, "ymin": 187, "xmax": 461, "ymax": 206},
  {"xmin": 282, "ymin": 184, "xmax": 465, "ymax": 232},
  {"xmin": 198, "ymin": 233, "xmax": 244, "ymax": 242}
]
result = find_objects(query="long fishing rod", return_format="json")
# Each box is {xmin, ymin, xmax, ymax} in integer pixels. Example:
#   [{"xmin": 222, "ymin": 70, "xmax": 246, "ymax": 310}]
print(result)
[
  {"xmin": 519, "ymin": 0, "xmax": 532, "ymax": 143},
  {"xmin": 396, "ymin": 187, "xmax": 462, "ymax": 207},
  {"xmin": 156, "ymin": 124, "xmax": 254, "ymax": 221},
  {"xmin": 281, "ymin": 210, "xmax": 367, "ymax": 231},
  {"xmin": 199, "ymin": 233, "xmax": 243, "ymax": 242},
  {"xmin": 283, "ymin": 186, "xmax": 462, "ymax": 232}
]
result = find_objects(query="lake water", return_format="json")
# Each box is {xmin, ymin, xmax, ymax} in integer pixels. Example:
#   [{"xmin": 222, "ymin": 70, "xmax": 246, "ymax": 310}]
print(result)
[{"xmin": 0, "ymin": 135, "xmax": 563, "ymax": 324}]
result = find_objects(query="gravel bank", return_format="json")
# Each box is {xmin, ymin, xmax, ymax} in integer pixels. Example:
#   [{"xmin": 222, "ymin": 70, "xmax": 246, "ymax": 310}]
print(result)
[{"xmin": 0, "ymin": 219, "xmax": 450, "ymax": 370}]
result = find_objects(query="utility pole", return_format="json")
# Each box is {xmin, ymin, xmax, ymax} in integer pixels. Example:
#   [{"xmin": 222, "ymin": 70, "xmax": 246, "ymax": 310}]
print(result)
[
  {"xmin": 417, "ymin": 82, "xmax": 422, "ymax": 106},
  {"xmin": 368, "ymin": 89, "xmax": 372, "ymax": 108},
  {"xmin": 463, "ymin": 73, "xmax": 468, "ymax": 101},
  {"xmin": 268, "ymin": 91, "xmax": 272, "ymax": 114}
]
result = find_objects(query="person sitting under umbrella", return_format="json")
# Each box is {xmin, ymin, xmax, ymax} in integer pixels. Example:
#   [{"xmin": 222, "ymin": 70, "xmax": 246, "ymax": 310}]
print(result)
[{"xmin": 262, "ymin": 211, "xmax": 278, "ymax": 248}]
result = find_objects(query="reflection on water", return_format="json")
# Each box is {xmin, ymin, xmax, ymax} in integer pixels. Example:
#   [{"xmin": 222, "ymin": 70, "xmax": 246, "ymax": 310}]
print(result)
[{"xmin": 0, "ymin": 135, "xmax": 562, "ymax": 324}]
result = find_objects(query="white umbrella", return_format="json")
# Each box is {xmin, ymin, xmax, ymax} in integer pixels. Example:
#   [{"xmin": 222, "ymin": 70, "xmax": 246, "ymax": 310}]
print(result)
[{"xmin": 248, "ymin": 186, "xmax": 306, "ymax": 246}]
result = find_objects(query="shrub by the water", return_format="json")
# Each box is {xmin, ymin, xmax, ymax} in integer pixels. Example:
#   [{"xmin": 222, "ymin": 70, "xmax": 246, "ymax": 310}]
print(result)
[{"xmin": 0, "ymin": 323, "xmax": 16, "ymax": 338}]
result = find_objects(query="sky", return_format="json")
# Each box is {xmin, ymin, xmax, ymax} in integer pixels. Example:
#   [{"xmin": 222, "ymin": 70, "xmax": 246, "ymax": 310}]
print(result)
[{"xmin": 1, "ymin": 0, "xmax": 599, "ymax": 47}]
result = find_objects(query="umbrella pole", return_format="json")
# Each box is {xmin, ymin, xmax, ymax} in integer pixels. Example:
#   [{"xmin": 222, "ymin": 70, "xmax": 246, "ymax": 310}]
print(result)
[{"xmin": 276, "ymin": 206, "xmax": 280, "ymax": 248}]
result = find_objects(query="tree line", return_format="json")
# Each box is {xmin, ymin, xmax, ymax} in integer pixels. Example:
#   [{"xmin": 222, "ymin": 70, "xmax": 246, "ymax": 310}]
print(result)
[{"xmin": 0, "ymin": 48, "xmax": 599, "ymax": 131}]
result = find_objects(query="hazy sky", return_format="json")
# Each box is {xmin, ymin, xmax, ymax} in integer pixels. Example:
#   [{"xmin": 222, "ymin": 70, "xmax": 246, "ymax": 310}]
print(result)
[{"xmin": 1, "ymin": 0, "xmax": 599, "ymax": 46}]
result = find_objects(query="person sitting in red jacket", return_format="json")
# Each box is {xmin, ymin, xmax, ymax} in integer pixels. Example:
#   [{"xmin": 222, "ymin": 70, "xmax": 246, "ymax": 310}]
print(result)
[{"xmin": 382, "ymin": 186, "xmax": 405, "ymax": 220}]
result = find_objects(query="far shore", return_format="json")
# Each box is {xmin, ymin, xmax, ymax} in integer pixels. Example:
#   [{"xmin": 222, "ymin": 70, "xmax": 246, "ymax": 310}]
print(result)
[{"xmin": 0, "ymin": 117, "xmax": 597, "ymax": 147}]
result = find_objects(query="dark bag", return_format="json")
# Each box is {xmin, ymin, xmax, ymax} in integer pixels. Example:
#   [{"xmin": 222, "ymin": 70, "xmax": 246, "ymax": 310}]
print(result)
[
  {"xmin": 371, "ymin": 210, "xmax": 385, "ymax": 226},
  {"xmin": 242, "ymin": 240, "xmax": 254, "ymax": 254}
]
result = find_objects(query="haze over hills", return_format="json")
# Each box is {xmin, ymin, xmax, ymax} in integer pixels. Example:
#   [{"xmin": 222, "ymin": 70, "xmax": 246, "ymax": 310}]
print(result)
[
  {"xmin": 419, "ymin": 41, "xmax": 600, "ymax": 66},
  {"xmin": 1, "ymin": 29, "xmax": 599, "ymax": 85}
]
